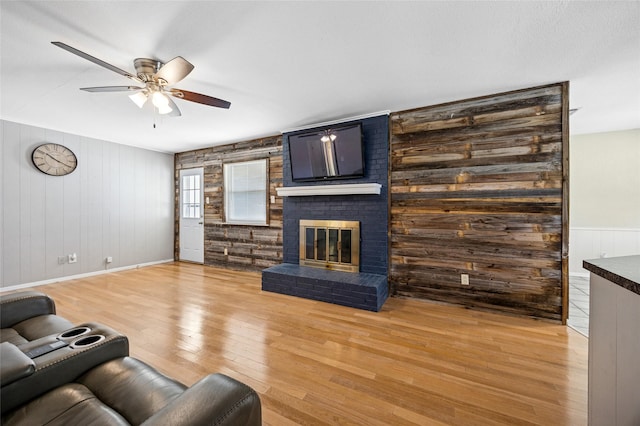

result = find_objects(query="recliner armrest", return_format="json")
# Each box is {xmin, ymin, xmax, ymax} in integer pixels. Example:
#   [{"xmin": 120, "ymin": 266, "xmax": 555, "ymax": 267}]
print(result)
[
  {"xmin": 142, "ymin": 373, "xmax": 262, "ymax": 426},
  {"xmin": 0, "ymin": 342, "xmax": 35, "ymax": 386},
  {"xmin": 0, "ymin": 291, "xmax": 57, "ymax": 328},
  {"xmin": 1, "ymin": 323, "xmax": 129, "ymax": 415}
]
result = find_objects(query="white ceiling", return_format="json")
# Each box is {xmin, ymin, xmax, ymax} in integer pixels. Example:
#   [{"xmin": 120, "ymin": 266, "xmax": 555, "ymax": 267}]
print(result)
[{"xmin": 1, "ymin": 1, "xmax": 639, "ymax": 154}]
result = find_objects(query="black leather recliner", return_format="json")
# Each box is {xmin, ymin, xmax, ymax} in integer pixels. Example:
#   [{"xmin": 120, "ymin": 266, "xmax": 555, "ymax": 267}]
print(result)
[
  {"xmin": 2, "ymin": 354, "xmax": 262, "ymax": 425},
  {"xmin": 0, "ymin": 291, "xmax": 262, "ymax": 425},
  {"xmin": 1, "ymin": 291, "xmax": 75, "ymax": 345}
]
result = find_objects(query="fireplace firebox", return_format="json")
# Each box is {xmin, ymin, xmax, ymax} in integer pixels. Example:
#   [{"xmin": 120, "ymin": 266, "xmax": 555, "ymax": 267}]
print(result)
[{"xmin": 299, "ymin": 220, "xmax": 360, "ymax": 273}]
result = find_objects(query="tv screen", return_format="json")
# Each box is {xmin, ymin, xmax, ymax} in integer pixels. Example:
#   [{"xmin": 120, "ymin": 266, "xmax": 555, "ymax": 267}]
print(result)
[{"xmin": 289, "ymin": 124, "xmax": 364, "ymax": 182}]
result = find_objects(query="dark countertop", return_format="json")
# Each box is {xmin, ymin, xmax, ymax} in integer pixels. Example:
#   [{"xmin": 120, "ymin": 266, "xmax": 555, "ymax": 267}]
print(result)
[{"xmin": 583, "ymin": 255, "xmax": 640, "ymax": 296}]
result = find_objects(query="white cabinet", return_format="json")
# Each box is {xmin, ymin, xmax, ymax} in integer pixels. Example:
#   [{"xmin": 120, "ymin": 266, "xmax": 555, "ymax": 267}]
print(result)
[{"xmin": 586, "ymin": 255, "xmax": 640, "ymax": 426}]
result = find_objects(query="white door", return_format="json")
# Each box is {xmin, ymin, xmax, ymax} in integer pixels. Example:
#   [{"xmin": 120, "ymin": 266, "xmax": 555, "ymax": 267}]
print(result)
[{"xmin": 179, "ymin": 168, "xmax": 204, "ymax": 263}]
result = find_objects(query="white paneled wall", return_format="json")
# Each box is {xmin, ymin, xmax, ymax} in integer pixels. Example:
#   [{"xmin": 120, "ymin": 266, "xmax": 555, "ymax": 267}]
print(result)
[
  {"xmin": 570, "ymin": 227, "xmax": 640, "ymax": 276},
  {"xmin": 0, "ymin": 120, "xmax": 174, "ymax": 288}
]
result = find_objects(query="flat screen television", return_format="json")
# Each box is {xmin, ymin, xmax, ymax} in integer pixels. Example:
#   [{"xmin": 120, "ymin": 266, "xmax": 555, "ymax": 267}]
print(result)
[{"xmin": 288, "ymin": 124, "xmax": 364, "ymax": 182}]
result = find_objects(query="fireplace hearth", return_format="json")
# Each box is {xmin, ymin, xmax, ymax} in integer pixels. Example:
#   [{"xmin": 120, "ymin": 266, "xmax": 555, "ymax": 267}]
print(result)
[{"xmin": 299, "ymin": 220, "xmax": 360, "ymax": 273}]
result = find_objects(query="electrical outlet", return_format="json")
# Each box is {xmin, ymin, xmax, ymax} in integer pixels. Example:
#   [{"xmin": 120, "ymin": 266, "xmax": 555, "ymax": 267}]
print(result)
[
  {"xmin": 68, "ymin": 253, "xmax": 77, "ymax": 264},
  {"xmin": 270, "ymin": 195, "xmax": 276, "ymax": 203},
  {"xmin": 106, "ymin": 256, "xmax": 113, "ymax": 264},
  {"xmin": 224, "ymin": 248, "xmax": 228, "ymax": 255},
  {"xmin": 461, "ymin": 274, "xmax": 470, "ymax": 285}
]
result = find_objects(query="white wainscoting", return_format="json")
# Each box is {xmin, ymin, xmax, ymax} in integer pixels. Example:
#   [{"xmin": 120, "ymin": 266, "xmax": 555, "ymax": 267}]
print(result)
[{"xmin": 570, "ymin": 227, "xmax": 640, "ymax": 277}]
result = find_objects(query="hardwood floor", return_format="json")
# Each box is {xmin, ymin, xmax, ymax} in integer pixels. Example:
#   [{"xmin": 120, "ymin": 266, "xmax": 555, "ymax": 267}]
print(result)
[{"xmin": 24, "ymin": 262, "xmax": 587, "ymax": 425}]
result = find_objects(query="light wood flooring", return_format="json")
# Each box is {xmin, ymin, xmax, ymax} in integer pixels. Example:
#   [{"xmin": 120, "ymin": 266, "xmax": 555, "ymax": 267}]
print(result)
[{"xmin": 24, "ymin": 262, "xmax": 587, "ymax": 425}]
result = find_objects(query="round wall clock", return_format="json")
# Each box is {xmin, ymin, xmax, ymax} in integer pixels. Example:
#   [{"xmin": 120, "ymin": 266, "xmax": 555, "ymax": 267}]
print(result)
[{"xmin": 32, "ymin": 143, "xmax": 78, "ymax": 176}]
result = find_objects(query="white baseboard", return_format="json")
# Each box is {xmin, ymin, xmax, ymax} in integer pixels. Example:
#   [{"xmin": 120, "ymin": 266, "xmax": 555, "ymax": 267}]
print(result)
[{"xmin": 0, "ymin": 259, "xmax": 174, "ymax": 293}]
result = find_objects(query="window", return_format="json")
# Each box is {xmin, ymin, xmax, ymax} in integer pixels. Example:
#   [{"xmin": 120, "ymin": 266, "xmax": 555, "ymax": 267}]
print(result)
[
  {"xmin": 182, "ymin": 173, "xmax": 201, "ymax": 219},
  {"xmin": 224, "ymin": 159, "xmax": 268, "ymax": 225}
]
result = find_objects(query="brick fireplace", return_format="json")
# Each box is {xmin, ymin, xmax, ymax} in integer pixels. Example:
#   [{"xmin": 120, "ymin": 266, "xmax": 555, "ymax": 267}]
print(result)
[{"xmin": 261, "ymin": 114, "xmax": 389, "ymax": 311}]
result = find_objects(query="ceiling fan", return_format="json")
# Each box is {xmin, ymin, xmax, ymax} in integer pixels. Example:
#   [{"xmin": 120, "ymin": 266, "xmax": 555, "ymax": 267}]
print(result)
[{"xmin": 52, "ymin": 41, "xmax": 230, "ymax": 117}]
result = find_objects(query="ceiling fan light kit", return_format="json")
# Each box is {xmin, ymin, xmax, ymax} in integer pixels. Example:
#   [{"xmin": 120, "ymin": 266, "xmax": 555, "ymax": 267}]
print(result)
[
  {"xmin": 129, "ymin": 91, "xmax": 148, "ymax": 108},
  {"xmin": 52, "ymin": 41, "xmax": 231, "ymax": 119},
  {"xmin": 152, "ymin": 91, "xmax": 168, "ymax": 106}
]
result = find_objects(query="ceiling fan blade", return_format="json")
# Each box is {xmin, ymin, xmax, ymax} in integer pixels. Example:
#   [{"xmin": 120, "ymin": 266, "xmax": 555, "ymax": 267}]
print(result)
[
  {"xmin": 170, "ymin": 89, "xmax": 231, "ymax": 109},
  {"xmin": 154, "ymin": 57, "xmax": 194, "ymax": 86},
  {"xmin": 52, "ymin": 41, "xmax": 142, "ymax": 83},
  {"xmin": 80, "ymin": 86, "xmax": 145, "ymax": 93}
]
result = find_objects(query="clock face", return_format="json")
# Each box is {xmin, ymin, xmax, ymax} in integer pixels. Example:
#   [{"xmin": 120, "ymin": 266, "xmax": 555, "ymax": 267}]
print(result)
[{"xmin": 32, "ymin": 143, "xmax": 78, "ymax": 176}]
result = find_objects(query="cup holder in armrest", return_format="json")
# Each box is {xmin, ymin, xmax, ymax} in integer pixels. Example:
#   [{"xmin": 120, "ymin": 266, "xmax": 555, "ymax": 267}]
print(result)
[
  {"xmin": 70, "ymin": 335, "xmax": 105, "ymax": 349},
  {"xmin": 57, "ymin": 326, "xmax": 92, "ymax": 340}
]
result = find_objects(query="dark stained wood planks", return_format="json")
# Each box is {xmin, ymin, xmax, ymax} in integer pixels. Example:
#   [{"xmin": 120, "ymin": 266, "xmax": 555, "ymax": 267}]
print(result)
[
  {"xmin": 175, "ymin": 136, "xmax": 283, "ymax": 272},
  {"xmin": 173, "ymin": 83, "xmax": 569, "ymax": 321},
  {"xmin": 389, "ymin": 83, "xmax": 568, "ymax": 321}
]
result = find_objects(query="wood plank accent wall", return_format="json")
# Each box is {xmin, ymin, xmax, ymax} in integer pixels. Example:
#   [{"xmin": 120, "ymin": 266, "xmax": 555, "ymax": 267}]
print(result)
[
  {"xmin": 175, "ymin": 136, "xmax": 283, "ymax": 271},
  {"xmin": 389, "ymin": 83, "xmax": 569, "ymax": 321}
]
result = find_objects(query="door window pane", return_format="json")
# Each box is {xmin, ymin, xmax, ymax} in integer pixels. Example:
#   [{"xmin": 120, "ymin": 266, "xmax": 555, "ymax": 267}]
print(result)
[{"xmin": 182, "ymin": 174, "xmax": 201, "ymax": 219}]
